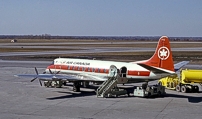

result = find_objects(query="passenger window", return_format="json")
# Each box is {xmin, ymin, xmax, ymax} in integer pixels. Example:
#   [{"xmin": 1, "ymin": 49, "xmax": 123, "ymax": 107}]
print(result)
[
  {"xmin": 92, "ymin": 68, "xmax": 95, "ymax": 72},
  {"xmin": 82, "ymin": 67, "xmax": 84, "ymax": 71},
  {"xmin": 104, "ymin": 69, "xmax": 106, "ymax": 73},
  {"xmin": 88, "ymin": 67, "xmax": 90, "ymax": 72}
]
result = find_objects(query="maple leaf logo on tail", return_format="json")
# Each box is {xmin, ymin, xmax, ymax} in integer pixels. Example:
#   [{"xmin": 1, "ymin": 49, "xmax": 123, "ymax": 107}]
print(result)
[{"xmin": 158, "ymin": 46, "xmax": 170, "ymax": 60}]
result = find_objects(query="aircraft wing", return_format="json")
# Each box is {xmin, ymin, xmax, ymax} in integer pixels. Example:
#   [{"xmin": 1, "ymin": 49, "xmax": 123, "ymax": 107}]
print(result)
[
  {"xmin": 15, "ymin": 74, "xmax": 77, "ymax": 80},
  {"xmin": 174, "ymin": 61, "xmax": 189, "ymax": 71},
  {"xmin": 14, "ymin": 73, "xmax": 106, "ymax": 82}
]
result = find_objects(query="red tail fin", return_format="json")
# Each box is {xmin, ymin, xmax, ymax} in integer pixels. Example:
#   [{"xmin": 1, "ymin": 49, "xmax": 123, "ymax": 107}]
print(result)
[{"xmin": 143, "ymin": 36, "xmax": 174, "ymax": 72}]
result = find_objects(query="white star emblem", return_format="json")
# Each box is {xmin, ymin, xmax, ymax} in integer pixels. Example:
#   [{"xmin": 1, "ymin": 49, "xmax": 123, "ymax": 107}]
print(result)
[
  {"xmin": 158, "ymin": 47, "xmax": 170, "ymax": 60},
  {"xmin": 160, "ymin": 49, "xmax": 167, "ymax": 57}
]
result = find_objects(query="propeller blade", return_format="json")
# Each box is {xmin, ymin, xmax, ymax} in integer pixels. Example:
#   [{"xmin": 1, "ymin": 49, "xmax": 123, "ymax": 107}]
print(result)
[
  {"xmin": 49, "ymin": 69, "xmax": 53, "ymax": 74},
  {"xmin": 31, "ymin": 77, "xmax": 37, "ymax": 82},
  {"xmin": 56, "ymin": 71, "xmax": 60, "ymax": 74},
  {"xmin": 35, "ymin": 67, "xmax": 38, "ymax": 75},
  {"xmin": 39, "ymin": 79, "xmax": 42, "ymax": 86}
]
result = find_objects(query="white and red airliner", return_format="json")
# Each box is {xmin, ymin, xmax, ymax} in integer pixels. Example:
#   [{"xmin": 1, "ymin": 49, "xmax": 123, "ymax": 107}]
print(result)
[{"xmin": 15, "ymin": 36, "xmax": 188, "ymax": 92}]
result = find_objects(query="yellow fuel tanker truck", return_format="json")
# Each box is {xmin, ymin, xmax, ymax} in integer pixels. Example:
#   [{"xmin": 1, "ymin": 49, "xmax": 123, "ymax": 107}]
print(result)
[{"xmin": 158, "ymin": 69, "xmax": 202, "ymax": 93}]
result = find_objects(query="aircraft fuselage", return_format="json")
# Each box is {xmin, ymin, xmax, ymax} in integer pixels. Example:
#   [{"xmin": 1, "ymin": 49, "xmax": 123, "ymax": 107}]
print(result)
[{"xmin": 46, "ymin": 58, "xmax": 170, "ymax": 83}]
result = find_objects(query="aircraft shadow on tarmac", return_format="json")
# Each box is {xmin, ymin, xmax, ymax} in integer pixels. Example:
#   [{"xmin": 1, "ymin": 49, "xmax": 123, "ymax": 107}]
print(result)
[
  {"xmin": 46, "ymin": 85, "xmax": 98, "ymax": 100},
  {"xmin": 46, "ymin": 90, "xmax": 96, "ymax": 100},
  {"xmin": 46, "ymin": 84, "xmax": 202, "ymax": 103},
  {"xmin": 46, "ymin": 83, "xmax": 137, "ymax": 100}
]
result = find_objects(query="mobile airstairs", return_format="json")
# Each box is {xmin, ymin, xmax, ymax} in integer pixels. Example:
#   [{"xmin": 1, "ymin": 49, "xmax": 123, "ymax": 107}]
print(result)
[{"xmin": 96, "ymin": 65, "xmax": 128, "ymax": 98}]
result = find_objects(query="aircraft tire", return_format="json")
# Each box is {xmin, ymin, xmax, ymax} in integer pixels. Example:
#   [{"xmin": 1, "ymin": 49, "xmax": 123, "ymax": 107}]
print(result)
[
  {"xmin": 44, "ymin": 82, "xmax": 48, "ymax": 87},
  {"xmin": 73, "ymin": 82, "xmax": 81, "ymax": 92},
  {"xmin": 44, "ymin": 81, "xmax": 51, "ymax": 88},
  {"xmin": 73, "ymin": 86, "xmax": 80, "ymax": 92}
]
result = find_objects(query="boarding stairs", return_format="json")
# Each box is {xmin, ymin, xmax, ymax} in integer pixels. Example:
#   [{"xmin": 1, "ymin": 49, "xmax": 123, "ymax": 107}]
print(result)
[{"xmin": 96, "ymin": 65, "xmax": 127, "ymax": 98}]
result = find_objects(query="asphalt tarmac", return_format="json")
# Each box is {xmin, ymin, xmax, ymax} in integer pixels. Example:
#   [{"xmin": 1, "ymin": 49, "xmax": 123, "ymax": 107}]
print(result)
[{"xmin": 0, "ymin": 60, "xmax": 202, "ymax": 119}]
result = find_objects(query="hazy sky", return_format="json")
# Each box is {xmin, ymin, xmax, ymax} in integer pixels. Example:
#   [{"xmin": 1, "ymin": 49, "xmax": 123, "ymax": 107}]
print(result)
[{"xmin": 0, "ymin": 0, "xmax": 202, "ymax": 37}]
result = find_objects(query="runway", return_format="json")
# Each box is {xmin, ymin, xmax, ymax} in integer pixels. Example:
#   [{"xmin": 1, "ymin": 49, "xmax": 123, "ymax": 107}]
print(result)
[
  {"xmin": 1, "ymin": 41, "xmax": 202, "ymax": 57},
  {"xmin": 0, "ymin": 60, "xmax": 202, "ymax": 119},
  {"xmin": 2, "ymin": 48, "xmax": 202, "ymax": 57}
]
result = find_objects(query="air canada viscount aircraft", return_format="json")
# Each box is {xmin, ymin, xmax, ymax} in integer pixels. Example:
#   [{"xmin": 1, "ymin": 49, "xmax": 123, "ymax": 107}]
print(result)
[{"xmin": 15, "ymin": 36, "xmax": 188, "ymax": 92}]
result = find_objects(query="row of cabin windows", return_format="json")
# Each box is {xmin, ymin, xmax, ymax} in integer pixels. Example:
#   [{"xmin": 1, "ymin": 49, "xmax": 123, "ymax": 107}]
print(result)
[{"xmin": 63, "ymin": 65, "xmax": 108, "ymax": 73}]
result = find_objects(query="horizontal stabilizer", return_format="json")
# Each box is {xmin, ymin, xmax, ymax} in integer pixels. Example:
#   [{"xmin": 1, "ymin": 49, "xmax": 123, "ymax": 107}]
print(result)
[
  {"xmin": 174, "ymin": 61, "xmax": 189, "ymax": 71},
  {"xmin": 138, "ymin": 63, "xmax": 170, "ymax": 74}
]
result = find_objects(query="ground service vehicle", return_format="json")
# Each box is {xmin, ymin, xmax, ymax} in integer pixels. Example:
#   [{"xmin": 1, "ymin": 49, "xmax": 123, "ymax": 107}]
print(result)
[
  {"xmin": 159, "ymin": 69, "xmax": 202, "ymax": 93},
  {"xmin": 133, "ymin": 84, "xmax": 165, "ymax": 97}
]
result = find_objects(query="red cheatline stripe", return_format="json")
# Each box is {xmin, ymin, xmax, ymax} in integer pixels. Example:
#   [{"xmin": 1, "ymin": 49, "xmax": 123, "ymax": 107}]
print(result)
[
  {"xmin": 47, "ymin": 65, "xmax": 150, "ymax": 76},
  {"xmin": 128, "ymin": 70, "xmax": 150, "ymax": 76}
]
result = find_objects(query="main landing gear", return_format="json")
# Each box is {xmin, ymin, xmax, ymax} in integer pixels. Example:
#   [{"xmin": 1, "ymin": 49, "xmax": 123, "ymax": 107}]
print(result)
[
  {"xmin": 72, "ymin": 81, "xmax": 90, "ymax": 92},
  {"xmin": 73, "ymin": 81, "xmax": 81, "ymax": 92},
  {"xmin": 43, "ymin": 80, "xmax": 83, "ymax": 92},
  {"xmin": 44, "ymin": 80, "xmax": 63, "ymax": 88}
]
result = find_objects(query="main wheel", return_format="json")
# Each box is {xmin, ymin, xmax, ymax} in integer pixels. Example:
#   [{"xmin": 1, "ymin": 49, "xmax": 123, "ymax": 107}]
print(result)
[
  {"xmin": 73, "ymin": 85, "xmax": 80, "ymax": 92},
  {"xmin": 44, "ymin": 81, "xmax": 48, "ymax": 87},
  {"xmin": 176, "ymin": 85, "xmax": 181, "ymax": 92},
  {"xmin": 73, "ymin": 82, "xmax": 81, "ymax": 92}
]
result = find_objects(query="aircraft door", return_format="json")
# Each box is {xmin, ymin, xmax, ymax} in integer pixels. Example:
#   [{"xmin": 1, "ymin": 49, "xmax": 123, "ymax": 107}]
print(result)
[
  {"xmin": 120, "ymin": 67, "xmax": 127, "ymax": 78},
  {"xmin": 108, "ymin": 65, "xmax": 119, "ymax": 77}
]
